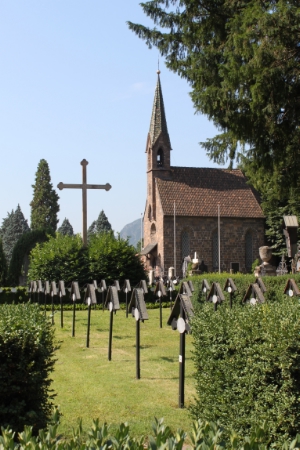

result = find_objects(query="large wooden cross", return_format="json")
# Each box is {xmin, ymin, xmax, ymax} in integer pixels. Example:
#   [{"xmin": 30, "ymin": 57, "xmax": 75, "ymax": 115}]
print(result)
[{"xmin": 57, "ymin": 159, "xmax": 112, "ymax": 246}]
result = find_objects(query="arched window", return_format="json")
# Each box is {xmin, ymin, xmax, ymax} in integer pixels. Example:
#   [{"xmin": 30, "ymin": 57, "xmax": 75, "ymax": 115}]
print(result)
[
  {"xmin": 212, "ymin": 230, "xmax": 219, "ymax": 271},
  {"xmin": 150, "ymin": 223, "xmax": 156, "ymax": 242},
  {"xmin": 245, "ymin": 231, "xmax": 253, "ymax": 272},
  {"xmin": 157, "ymin": 148, "xmax": 164, "ymax": 167},
  {"xmin": 182, "ymin": 230, "xmax": 190, "ymax": 259}
]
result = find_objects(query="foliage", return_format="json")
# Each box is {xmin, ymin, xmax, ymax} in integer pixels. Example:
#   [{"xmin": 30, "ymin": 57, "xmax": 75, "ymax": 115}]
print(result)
[
  {"xmin": 88, "ymin": 232, "xmax": 146, "ymax": 285},
  {"xmin": 8, "ymin": 229, "xmax": 51, "ymax": 286},
  {"xmin": 128, "ymin": 1, "xmax": 300, "ymax": 198},
  {"xmin": 28, "ymin": 233, "xmax": 89, "ymax": 286},
  {"xmin": 0, "ymin": 238, "xmax": 7, "ymax": 286},
  {"xmin": 88, "ymin": 210, "xmax": 112, "ymax": 240},
  {"xmin": 2, "ymin": 411, "xmax": 300, "ymax": 449},
  {"xmin": 190, "ymin": 296, "xmax": 300, "ymax": 445},
  {"xmin": 30, "ymin": 159, "xmax": 60, "ymax": 232},
  {"xmin": 57, "ymin": 217, "xmax": 74, "ymax": 236},
  {"xmin": 0, "ymin": 205, "xmax": 30, "ymax": 265},
  {"xmin": 0, "ymin": 303, "xmax": 56, "ymax": 433},
  {"xmin": 28, "ymin": 232, "xmax": 147, "ymax": 286},
  {"xmin": 135, "ymin": 237, "xmax": 144, "ymax": 254}
]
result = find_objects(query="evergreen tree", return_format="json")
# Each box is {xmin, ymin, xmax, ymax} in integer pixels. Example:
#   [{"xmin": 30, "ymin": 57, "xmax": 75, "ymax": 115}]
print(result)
[
  {"xmin": 30, "ymin": 159, "xmax": 59, "ymax": 232},
  {"xmin": 57, "ymin": 218, "xmax": 74, "ymax": 236},
  {"xmin": 0, "ymin": 238, "xmax": 7, "ymax": 286},
  {"xmin": 128, "ymin": 1, "xmax": 300, "ymax": 197},
  {"xmin": 87, "ymin": 210, "xmax": 112, "ymax": 240},
  {"xmin": 0, "ymin": 205, "xmax": 30, "ymax": 265}
]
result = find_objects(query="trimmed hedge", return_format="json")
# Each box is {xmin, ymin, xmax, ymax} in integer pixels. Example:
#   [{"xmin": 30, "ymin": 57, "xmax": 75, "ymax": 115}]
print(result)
[
  {"xmin": 0, "ymin": 303, "xmax": 56, "ymax": 432},
  {"xmin": 190, "ymin": 293, "xmax": 300, "ymax": 445}
]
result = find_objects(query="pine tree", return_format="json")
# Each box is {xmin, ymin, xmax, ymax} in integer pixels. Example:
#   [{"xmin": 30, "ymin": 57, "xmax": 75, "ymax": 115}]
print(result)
[
  {"xmin": 30, "ymin": 159, "xmax": 60, "ymax": 232},
  {"xmin": 0, "ymin": 238, "xmax": 7, "ymax": 286},
  {"xmin": 57, "ymin": 218, "xmax": 74, "ymax": 236},
  {"xmin": 87, "ymin": 210, "xmax": 112, "ymax": 240},
  {"xmin": 0, "ymin": 205, "xmax": 30, "ymax": 264}
]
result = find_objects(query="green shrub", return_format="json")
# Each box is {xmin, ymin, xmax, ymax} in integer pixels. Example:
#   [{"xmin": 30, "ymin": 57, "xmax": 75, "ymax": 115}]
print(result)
[
  {"xmin": 190, "ymin": 297, "xmax": 300, "ymax": 445},
  {"xmin": 0, "ymin": 303, "xmax": 56, "ymax": 432},
  {"xmin": 28, "ymin": 232, "xmax": 147, "ymax": 287}
]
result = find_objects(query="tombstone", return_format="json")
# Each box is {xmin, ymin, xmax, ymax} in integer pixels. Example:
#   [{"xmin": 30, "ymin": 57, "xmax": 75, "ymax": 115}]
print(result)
[
  {"xmin": 255, "ymin": 277, "xmax": 267, "ymax": 293},
  {"xmin": 154, "ymin": 280, "xmax": 167, "ymax": 328},
  {"xmin": 122, "ymin": 279, "xmax": 131, "ymax": 318},
  {"xmin": 139, "ymin": 280, "xmax": 148, "ymax": 294},
  {"xmin": 224, "ymin": 278, "xmax": 237, "ymax": 308},
  {"xmin": 167, "ymin": 293, "xmax": 194, "ymax": 408},
  {"xmin": 180, "ymin": 281, "xmax": 193, "ymax": 298},
  {"xmin": 128, "ymin": 288, "xmax": 149, "ymax": 379},
  {"xmin": 29, "ymin": 281, "xmax": 37, "ymax": 302},
  {"xmin": 44, "ymin": 281, "xmax": 50, "ymax": 313},
  {"xmin": 167, "ymin": 278, "xmax": 175, "ymax": 309},
  {"xmin": 70, "ymin": 281, "xmax": 81, "ymax": 337},
  {"xmin": 243, "ymin": 283, "xmax": 265, "ymax": 305},
  {"xmin": 283, "ymin": 279, "xmax": 300, "ymax": 297},
  {"xmin": 207, "ymin": 282, "xmax": 225, "ymax": 311},
  {"xmin": 105, "ymin": 286, "xmax": 120, "ymax": 361},
  {"xmin": 201, "ymin": 279, "xmax": 211, "ymax": 301},
  {"xmin": 84, "ymin": 284, "xmax": 97, "ymax": 348},
  {"xmin": 148, "ymin": 269, "xmax": 154, "ymax": 285},
  {"xmin": 283, "ymin": 216, "xmax": 299, "ymax": 258},
  {"xmin": 37, "ymin": 280, "xmax": 43, "ymax": 304},
  {"xmin": 187, "ymin": 280, "xmax": 194, "ymax": 293}
]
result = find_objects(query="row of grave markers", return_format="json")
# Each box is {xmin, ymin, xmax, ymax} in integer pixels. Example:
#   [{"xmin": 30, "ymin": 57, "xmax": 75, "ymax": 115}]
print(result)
[{"xmin": 201, "ymin": 277, "xmax": 300, "ymax": 309}]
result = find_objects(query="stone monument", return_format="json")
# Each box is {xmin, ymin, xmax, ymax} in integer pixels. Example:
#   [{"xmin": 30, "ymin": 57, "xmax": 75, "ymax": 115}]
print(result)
[{"xmin": 254, "ymin": 246, "xmax": 277, "ymax": 276}]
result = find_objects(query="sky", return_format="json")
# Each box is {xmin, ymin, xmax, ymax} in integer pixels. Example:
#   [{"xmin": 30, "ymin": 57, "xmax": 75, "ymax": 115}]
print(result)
[{"xmin": 0, "ymin": 1, "xmax": 221, "ymax": 236}]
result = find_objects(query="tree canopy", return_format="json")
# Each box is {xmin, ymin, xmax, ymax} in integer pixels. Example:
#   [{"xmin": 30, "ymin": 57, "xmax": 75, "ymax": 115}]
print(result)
[
  {"xmin": 30, "ymin": 159, "xmax": 60, "ymax": 232},
  {"xmin": 87, "ymin": 210, "xmax": 112, "ymax": 240},
  {"xmin": 57, "ymin": 218, "xmax": 74, "ymax": 236},
  {"xmin": 0, "ymin": 205, "xmax": 30, "ymax": 265}
]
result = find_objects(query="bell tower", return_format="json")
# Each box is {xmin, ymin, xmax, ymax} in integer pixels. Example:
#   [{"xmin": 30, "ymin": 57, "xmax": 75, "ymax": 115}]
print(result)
[{"xmin": 146, "ymin": 70, "xmax": 172, "ymax": 222}]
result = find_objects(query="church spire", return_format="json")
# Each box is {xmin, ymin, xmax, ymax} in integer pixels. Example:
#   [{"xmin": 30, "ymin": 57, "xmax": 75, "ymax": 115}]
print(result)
[{"xmin": 149, "ymin": 71, "xmax": 171, "ymax": 149}]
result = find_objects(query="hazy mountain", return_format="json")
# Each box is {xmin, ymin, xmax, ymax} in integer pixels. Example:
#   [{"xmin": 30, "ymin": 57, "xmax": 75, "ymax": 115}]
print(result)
[{"xmin": 120, "ymin": 218, "xmax": 142, "ymax": 247}]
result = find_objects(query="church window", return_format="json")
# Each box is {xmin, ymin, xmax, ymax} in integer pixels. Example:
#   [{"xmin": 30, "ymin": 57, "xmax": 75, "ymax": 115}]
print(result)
[
  {"xmin": 182, "ymin": 231, "xmax": 190, "ymax": 259},
  {"xmin": 245, "ymin": 231, "xmax": 253, "ymax": 272},
  {"xmin": 151, "ymin": 223, "xmax": 156, "ymax": 242},
  {"xmin": 157, "ymin": 148, "xmax": 164, "ymax": 167},
  {"xmin": 212, "ymin": 230, "xmax": 219, "ymax": 271}
]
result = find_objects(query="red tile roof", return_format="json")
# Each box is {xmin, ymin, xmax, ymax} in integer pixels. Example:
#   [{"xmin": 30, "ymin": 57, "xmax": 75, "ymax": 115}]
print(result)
[{"xmin": 156, "ymin": 167, "xmax": 264, "ymax": 218}]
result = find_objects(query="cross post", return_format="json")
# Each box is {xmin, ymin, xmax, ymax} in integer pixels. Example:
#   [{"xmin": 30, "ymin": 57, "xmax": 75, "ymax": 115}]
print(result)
[{"xmin": 57, "ymin": 159, "xmax": 111, "ymax": 246}]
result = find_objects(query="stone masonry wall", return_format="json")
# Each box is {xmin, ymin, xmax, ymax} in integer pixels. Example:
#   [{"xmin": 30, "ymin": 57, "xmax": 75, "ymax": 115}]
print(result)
[{"xmin": 163, "ymin": 216, "xmax": 265, "ymax": 275}]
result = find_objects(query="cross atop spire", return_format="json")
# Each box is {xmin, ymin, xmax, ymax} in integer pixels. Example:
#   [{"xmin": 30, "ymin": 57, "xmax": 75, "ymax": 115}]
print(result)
[{"xmin": 149, "ymin": 72, "xmax": 171, "ymax": 149}]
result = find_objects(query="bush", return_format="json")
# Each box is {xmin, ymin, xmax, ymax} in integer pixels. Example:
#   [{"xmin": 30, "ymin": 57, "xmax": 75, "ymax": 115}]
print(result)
[
  {"xmin": 190, "ymin": 297, "xmax": 300, "ymax": 445},
  {"xmin": 0, "ymin": 303, "xmax": 56, "ymax": 432},
  {"xmin": 28, "ymin": 232, "xmax": 147, "ymax": 287}
]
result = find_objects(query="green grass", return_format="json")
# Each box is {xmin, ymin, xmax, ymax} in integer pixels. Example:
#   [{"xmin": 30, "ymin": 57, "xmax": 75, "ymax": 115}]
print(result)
[{"xmin": 51, "ymin": 307, "xmax": 195, "ymax": 438}]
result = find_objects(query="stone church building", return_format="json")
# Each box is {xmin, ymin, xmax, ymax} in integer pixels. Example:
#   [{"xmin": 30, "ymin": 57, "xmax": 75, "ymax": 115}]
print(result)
[{"xmin": 141, "ymin": 72, "xmax": 265, "ymax": 276}]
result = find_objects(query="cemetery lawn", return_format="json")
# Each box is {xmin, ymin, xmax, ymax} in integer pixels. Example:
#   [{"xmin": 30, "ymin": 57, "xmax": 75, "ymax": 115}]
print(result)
[{"xmin": 51, "ymin": 308, "xmax": 195, "ymax": 439}]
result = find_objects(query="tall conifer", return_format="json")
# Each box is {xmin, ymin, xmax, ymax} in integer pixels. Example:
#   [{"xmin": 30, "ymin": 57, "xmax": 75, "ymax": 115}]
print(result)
[
  {"xmin": 0, "ymin": 205, "xmax": 30, "ymax": 264},
  {"xmin": 57, "ymin": 218, "xmax": 74, "ymax": 236},
  {"xmin": 30, "ymin": 159, "xmax": 59, "ymax": 232}
]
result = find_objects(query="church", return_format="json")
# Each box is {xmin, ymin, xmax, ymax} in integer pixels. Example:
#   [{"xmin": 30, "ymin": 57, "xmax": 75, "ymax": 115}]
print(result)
[{"xmin": 141, "ymin": 71, "xmax": 265, "ymax": 277}]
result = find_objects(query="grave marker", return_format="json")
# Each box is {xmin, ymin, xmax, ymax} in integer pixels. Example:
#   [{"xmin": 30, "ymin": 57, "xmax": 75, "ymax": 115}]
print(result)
[
  {"xmin": 70, "ymin": 281, "xmax": 81, "ymax": 337},
  {"xmin": 50, "ymin": 282, "xmax": 57, "ymax": 325},
  {"xmin": 283, "ymin": 279, "xmax": 300, "ymax": 297},
  {"xmin": 105, "ymin": 286, "xmax": 120, "ymax": 361},
  {"xmin": 84, "ymin": 284, "xmax": 97, "ymax": 348},
  {"xmin": 58, "ymin": 280, "xmax": 66, "ymax": 328},
  {"xmin": 207, "ymin": 282, "xmax": 225, "ymax": 311},
  {"xmin": 224, "ymin": 278, "xmax": 237, "ymax": 308},
  {"xmin": 243, "ymin": 283, "xmax": 265, "ymax": 305},
  {"xmin": 122, "ymin": 279, "xmax": 131, "ymax": 318},
  {"xmin": 154, "ymin": 280, "xmax": 167, "ymax": 328},
  {"xmin": 201, "ymin": 279, "xmax": 211, "ymax": 301}
]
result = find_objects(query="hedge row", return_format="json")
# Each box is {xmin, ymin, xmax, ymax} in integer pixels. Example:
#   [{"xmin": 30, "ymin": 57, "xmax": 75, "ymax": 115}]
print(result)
[
  {"xmin": 0, "ymin": 304, "xmax": 56, "ymax": 433},
  {"xmin": 189, "ymin": 276, "xmax": 300, "ymax": 445},
  {"xmin": 2, "ymin": 411, "xmax": 300, "ymax": 449}
]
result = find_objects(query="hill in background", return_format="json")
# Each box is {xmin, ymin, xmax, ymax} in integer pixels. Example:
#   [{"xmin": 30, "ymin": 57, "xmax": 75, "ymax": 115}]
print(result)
[{"xmin": 119, "ymin": 218, "xmax": 142, "ymax": 247}]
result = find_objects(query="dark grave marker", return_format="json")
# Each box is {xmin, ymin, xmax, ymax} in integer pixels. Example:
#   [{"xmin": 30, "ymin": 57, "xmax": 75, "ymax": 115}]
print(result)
[
  {"xmin": 50, "ymin": 282, "xmax": 57, "ymax": 325},
  {"xmin": 154, "ymin": 280, "xmax": 167, "ymax": 328},
  {"xmin": 105, "ymin": 286, "xmax": 120, "ymax": 361},
  {"xmin": 207, "ymin": 282, "xmax": 225, "ymax": 311},
  {"xmin": 223, "ymin": 278, "xmax": 237, "ymax": 308},
  {"xmin": 180, "ymin": 281, "xmax": 192, "ymax": 298},
  {"xmin": 122, "ymin": 279, "xmax": 131, "ymax": 318},
  {"xmin": 283, "ymin": 279, "xmax": 300, "ymax": 297},
  {"xmin": 70, "ymin": 281, "xmax": 81, "ymax": 337},
  {"xmin": 139, "ymin": 280, "xmax": 148, "ymax": 294},
  {"xmin": 167, "ymin": 292, "xmax": 194, "ymax": 408},
  {"xmin": 84, "ymin": 284, "xmax": 97, "ymax": 348},
  {"xmin": 58, "ymin": 281, "xmax": 66, "ymax": 328},
  {"xmin": 243, "ymin": 283, "xmax": 265, "ymax": 305},
  {"xmin": 113, "ymin": 280, "xmax": 120, "ymax": 291},
  {"xmin": 187, "ymin": 280, "xmax": 194, "ymax": 293},
  {"xmin": 44, "ymin": 281, "xmax": 50, "ymax": 313},
  {"xmin": 37, "ymin": 280, "xmax": 43, "ymax": 304},
  {"xmin": 255, "ymin": 277, "xmax": 267, "ymax": 293},
  {"xmin": 128, "ymin": 288, "xmax": 149, "ymax": 379},
  {"xmin": 201, "ymin": 279, "xmax": 211, "ymax": 301}
]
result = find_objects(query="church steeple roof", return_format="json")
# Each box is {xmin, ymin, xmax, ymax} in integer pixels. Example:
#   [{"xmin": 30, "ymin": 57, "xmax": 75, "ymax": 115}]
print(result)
[{"xmin": 149, "ymin": 71, "xmax": 171, "ymax": 149}]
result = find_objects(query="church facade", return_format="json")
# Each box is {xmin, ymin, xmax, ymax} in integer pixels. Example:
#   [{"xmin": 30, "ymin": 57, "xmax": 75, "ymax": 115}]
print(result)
[{"xmin": 141, "ymin": 72, "xmax": 265, "ymax": 276}]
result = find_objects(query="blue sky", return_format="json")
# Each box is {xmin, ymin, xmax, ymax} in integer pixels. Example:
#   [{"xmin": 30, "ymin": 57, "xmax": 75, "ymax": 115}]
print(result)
[{"xmin": 0, "ymin": 1, "xmax": 221, "ymax": 235}]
